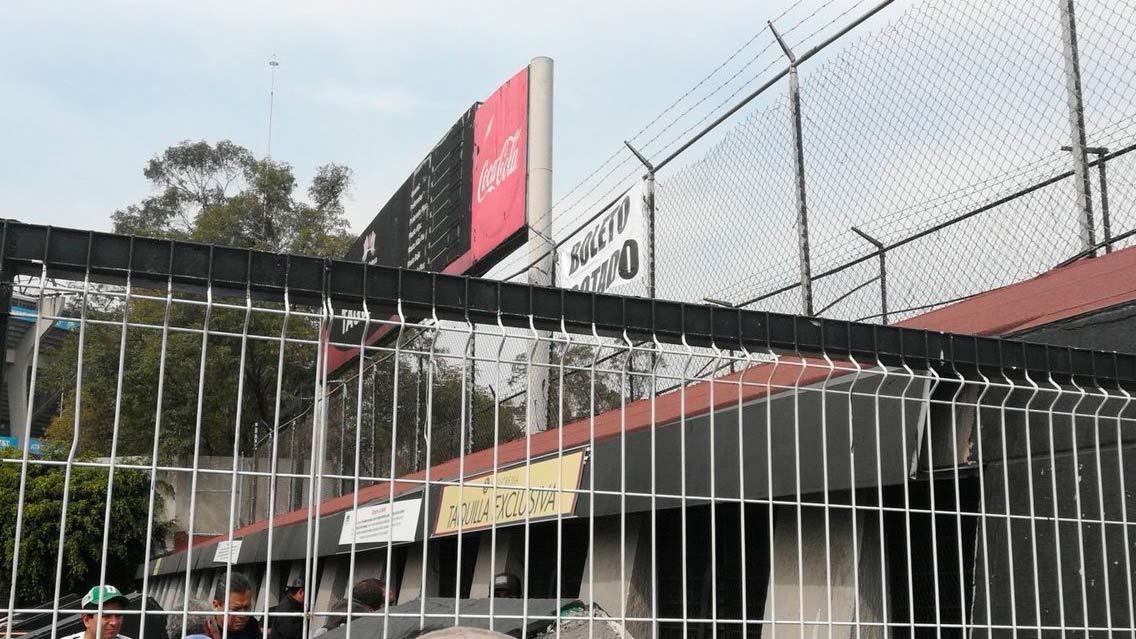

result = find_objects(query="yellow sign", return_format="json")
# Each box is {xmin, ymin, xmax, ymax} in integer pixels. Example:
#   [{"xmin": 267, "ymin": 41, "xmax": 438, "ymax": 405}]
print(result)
[{"xmin": 433, "ymin": 450, "xmax": 586, "ymax": 536}]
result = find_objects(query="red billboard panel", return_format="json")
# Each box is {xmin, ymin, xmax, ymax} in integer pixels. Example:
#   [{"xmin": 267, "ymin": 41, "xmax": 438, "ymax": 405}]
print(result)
[{"xmin": 471, "ymin": 67, "xmax": 529, "ymax": 265}]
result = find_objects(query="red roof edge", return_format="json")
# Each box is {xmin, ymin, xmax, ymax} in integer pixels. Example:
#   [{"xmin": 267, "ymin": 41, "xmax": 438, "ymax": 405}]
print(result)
[{"xmin": 193, "ymin": 244, "xmax": 1136, "ymax": 548}]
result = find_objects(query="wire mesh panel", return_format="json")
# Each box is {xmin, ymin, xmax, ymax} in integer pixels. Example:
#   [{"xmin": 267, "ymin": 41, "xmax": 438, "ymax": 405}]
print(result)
[{"xmin": 3, "ymin": 225, "xmax": 1136, "ymax": 639}]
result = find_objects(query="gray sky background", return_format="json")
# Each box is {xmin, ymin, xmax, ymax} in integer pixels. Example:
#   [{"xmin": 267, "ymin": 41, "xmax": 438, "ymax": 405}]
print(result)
[{"xmin": 1, "ymin": 0, "xmax": 878, "ymax": 237}]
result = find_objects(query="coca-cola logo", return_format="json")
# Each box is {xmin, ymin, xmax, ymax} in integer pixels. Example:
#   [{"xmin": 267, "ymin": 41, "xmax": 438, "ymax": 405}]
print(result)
[{"xmin": 476, "ymin": 128, "xmax": 521, "ymax": 203}]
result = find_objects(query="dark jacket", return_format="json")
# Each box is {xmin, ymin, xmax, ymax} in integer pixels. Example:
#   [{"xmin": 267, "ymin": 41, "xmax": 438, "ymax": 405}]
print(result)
[
  {"xmin": 225, "ymin": 615, "xmax": 262, "ymax": 639},
  {"xmin": 320, "ymin": 598, "xmax": 374, "ymax": 633},
  {"xmin": 267, "ymin": 594, "xmax": 304, "ymax": 639}
]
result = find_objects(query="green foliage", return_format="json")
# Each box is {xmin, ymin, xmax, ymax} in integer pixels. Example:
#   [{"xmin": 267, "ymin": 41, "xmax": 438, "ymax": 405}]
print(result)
[
  {"xmin": 114, "ymin": 140, "xmax": 354, "ymax": 254},
  {"xmin": 0, "ymin": 445, "xmax": 174, "ymax": 606},
  {"xmin": 323, "ymin": 342, "xmax": 526, "ymax": 488},
  {"xmin": 509, "ymin": 343, "xmax": 625, "ymax": 426},
  {"xmin": 45, "ymin": 140, "xmax": 352, "ymax": 460}
]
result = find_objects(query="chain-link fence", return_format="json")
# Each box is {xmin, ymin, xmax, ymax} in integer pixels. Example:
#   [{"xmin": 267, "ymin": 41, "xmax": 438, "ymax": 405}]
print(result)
[
  {"xmin": 412, "ymin": 0, "xmax": 1136, "ymax": 427},
  {"xmin": 652, "ymin": 0, "xmax": 1136, "ymax": 322},
  {"xmin": 18, "ymin": 0, "xmax": 1136, "ymax": 504}
]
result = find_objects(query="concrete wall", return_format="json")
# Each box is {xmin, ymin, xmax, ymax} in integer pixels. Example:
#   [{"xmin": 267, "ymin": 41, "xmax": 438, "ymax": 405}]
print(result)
[
  {"xmin": 164, "ymin": 455, "xmax": 301, "ymax": 537},
  {"xmin": 763, "ymin": 507, "xmax": 886, "ymax": 639},
  {"xmin": 578, "ymin": 515, "xmax": 652, "ymax": 639},
  {"xmin": 469, "ymin": 528, "xmax": 525, "ymax": 598},
  {"xmin": 399, "ymin": 545, "xmax": 440, "ymax": 603}
]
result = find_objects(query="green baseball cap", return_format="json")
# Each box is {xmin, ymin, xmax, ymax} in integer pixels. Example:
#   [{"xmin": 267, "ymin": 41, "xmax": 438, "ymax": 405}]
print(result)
[{"xmin": 82, "ymin": 585, "xmax": 129, "ymax": 609}]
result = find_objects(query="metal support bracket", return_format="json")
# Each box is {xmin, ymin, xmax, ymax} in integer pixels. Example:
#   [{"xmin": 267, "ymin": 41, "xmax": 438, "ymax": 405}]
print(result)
[
  {"xmin": 1064, "ymin": 144, "xmax": 1113, "ymax": 253},
  {"xmin": 851, "ymin": 226, "xmax": 889, "ymax": 325}
]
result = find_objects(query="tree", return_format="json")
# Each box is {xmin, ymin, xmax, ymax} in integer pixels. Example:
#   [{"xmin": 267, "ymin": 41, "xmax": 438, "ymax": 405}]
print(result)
[
  {"xmin": 322, "ymin": 330, "xmax": 526, "ymax": 493},
  {"xmin": 44, "ymin": 140, "xmax": 356, "ymax": 461},
  {"xmin": 41, "ymin": 140, "xmax": 523, "ymax": 500},
  {"xmin": 0, "ymin": 445, "xmax": 175, "ymax": 606},
  {"xmin": 508, "ymin": 343, "xmax": 626, "ymax": 427}
]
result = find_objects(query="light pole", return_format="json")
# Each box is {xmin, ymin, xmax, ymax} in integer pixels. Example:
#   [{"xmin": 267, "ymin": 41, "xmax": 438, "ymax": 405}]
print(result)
[{"xmin": 267, "ymin": 56, "xmax": 279, "ymax": 160}]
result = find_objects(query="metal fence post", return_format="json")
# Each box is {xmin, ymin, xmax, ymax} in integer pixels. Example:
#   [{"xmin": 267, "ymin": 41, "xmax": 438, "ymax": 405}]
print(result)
[
  {"xmin": 1059, "ymin": 0, "xmax": 1097, "ymax": 254},
  {"xmin": 770, "ymin": 21, "xmax": 815, "ymax": 316},
  {"xmin": 851, "ymin": 226, "xmax": 888, "ymax": 324},
  {"xmin": 624, "ymin": 140, "xmax": 657, "ymax": 400},
  {"xmin": 1063, "ymin": 144, "xmax": 1113, "ymax": 254},
  {"xmin": 1090, "ymin": 147, "xmax": 1113, "ymax": 252},
  {"xmin": 623, "ymin": 141, "xmax": 658, "ymax": 300},
  {"xmin": 647, "ymin": 174, "xmax": 657, "ymax": 300},
  {"xmin": 0, "ymin": 271, "xmax": 9, "ymax": 397}
]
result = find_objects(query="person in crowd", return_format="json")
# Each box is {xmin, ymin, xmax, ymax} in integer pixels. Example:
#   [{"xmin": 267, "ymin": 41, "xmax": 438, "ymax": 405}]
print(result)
[
  {"xmin": 415, "ymin": 628, "xmax": 513, "ymax": 639},
  {"xmin": 313, "ymin": 578, "xmax": 390, "ymax": 635},
  {"xmin": 212, "ymin": 572, "xmax": 260, "ymax": 639},
  {"xmin": 266, "ymin": 577, "xmax": 305, "ymax": 639},
  {"xmin": 64, "ymin": 585, "xmax": 132, "ymax": 639},
  {"xmin": 492, "ymin": 573, "xmax": 521, "ymax": 599},
  {"xmin": 166, "ymin": 599, "xmax": 219, "ymax": 639}
]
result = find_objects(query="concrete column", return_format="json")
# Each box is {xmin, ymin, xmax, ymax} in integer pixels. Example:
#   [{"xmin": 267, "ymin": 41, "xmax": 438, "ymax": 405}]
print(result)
[
  {"xmin": 399, "ymin": 543, "xmax": 440, "ymax": 602},
  {"xmin": 578, "ymin": 515, "xmax": 652, "ymax": 637},
  {"xmin": 349, "ymin": 548, "xmax": 392, "ymax": 582},
  {"xmin": 469, "ymin": 529, "xmax": 526, "ymax": 598},
  {"xmin": 763, "ymin": 507, "xmax": 886, "ymax": 639},
  {"xmin": 525, "ymin": 56, "xmax": 554, "ymax": 433},
  {"xmin": 312, "ymin": 557, "xmax": 346, "ymax": 628},
  {"xmin": 6, "ymin": 296, "xmax": 62, "ymax": 438},
  {"xmin": 254, "ymin": 574, "xmax": 270, "ymax": 614}
]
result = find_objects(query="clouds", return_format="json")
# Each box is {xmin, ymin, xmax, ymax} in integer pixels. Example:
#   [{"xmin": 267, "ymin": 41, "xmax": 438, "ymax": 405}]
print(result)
[
  {"xmin": 303, "ymin": 84, "xmax": 432, "ymax": 116},
  {"xmin": 0, "ymin": 0, "xmax": 805, "ymax": 234}
]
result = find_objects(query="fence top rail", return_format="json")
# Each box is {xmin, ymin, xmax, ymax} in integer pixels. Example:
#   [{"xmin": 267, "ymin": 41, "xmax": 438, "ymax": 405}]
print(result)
[{"xmin": 2, "ymin": 220, "xmax": 1135, "ymax": 383}]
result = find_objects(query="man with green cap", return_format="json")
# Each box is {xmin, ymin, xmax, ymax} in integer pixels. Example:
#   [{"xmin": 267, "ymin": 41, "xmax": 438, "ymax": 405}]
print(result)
[{"xmin": 62, "ymin": 585, "xmax": 132, "ymax": 639}]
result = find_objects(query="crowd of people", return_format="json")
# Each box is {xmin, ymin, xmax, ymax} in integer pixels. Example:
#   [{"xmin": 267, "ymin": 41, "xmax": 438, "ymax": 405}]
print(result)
[{"xmin": 66, "ymin": 571, "xmax": 525, "ymax": 639}]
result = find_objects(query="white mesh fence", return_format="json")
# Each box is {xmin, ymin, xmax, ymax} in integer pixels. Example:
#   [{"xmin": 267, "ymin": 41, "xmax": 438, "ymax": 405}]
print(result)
[{"xmin": 3, "ymin": 243, "xmax": 1135, "ymax": 639}]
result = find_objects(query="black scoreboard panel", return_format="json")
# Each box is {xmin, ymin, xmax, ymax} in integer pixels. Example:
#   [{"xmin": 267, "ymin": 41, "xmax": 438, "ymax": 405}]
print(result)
[
  {"xmin": 344, "ymin": 179, "xmax": 409, "ymax": 267},
  {"xmin": 408, "ymin": 108, "xmax": 474, "ymax": 272},
  {"xmin": 330, "ymin": 106, "xmax": 476, "ymax": 349},
  {"xmin": 345, "ymin": 105, "xmax": 474, "ymax": 272}
]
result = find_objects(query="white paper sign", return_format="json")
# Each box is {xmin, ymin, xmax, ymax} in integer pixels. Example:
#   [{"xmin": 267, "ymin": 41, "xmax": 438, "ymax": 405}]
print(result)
[
  {"xmin": 213, "ymin": 539, "xmax": 243, "ymax": 564},
  {"xmin": 339, "ymin": 498, "xmax": 422, "ymax": 546},
  {"xmin": 558, "ymin": 181, "xmax": 648, "ymax": 294}
]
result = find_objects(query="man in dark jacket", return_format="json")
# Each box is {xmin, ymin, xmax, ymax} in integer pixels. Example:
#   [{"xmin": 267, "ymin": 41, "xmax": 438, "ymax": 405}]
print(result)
[
  {"xmin": 212, "ymin": 573, "xmax": 261, "ymax": 639},
  {"xmin": 267, "ymin": 577, "xmax": 305, "ymax": 639},
  {"xmin": 315, "ymin": 578, "xmax": 389, "ymax": 635}
]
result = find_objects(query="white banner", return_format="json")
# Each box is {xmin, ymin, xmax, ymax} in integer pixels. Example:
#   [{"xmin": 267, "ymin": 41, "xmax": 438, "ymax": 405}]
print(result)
[
  {"xmin": 213, "ymin": 539, "xmax": 243, "ymax": 564},
  {"xmin": 338, "ymin": 498, "xmax": 422, "ymax": 546},
  {"xmin": 558, "ymin": 181, "xmax": 648, "ymax": 294}
]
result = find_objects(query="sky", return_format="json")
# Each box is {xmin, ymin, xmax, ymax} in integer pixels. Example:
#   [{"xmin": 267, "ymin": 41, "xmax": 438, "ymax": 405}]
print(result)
[{"xmin": 0, "ymin": 0, "xmax": 837, "ymax": 235}]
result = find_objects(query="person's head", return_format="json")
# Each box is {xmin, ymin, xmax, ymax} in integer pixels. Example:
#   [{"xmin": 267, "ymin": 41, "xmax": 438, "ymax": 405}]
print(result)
[
  {"xmin": 351, "ymin": 578, "xmax": 389, "ymax": 610},
  {"xmin": 80, "ymin": 585, "xmax": 130, "ymax": 639},
  {"xmin": 283, "ymin": 576, "xmax": 305, "ymax": 604},
  {"xmin": 492, "ymin": 573, "xmax": 521, "ymax": 599},
  {"xmin": 213, "ymin": 572, "xmax": 256, "ymax": 633},
  {"xmin": 167, "ymin": 599, "xmax": 219, "ymax": 639},
  {"xmin": 415, "ymin": 628, "xmax": 514, "ymax": 639}
]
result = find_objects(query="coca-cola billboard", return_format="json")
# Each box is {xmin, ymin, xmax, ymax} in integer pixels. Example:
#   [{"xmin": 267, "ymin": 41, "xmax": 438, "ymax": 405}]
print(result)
[
  {"xmin": 325, "ymin": 65, "xmax": 533, "ymax": 375},
  {"xmin": 471, "ymin": 67, "xmax": 529, "ymax": 263}
]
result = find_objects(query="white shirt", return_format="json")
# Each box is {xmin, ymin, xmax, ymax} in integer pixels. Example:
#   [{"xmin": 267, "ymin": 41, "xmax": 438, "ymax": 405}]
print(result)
[{"xmin": 61, "ymin": 633, "xmax": 134, "ymax": 639}]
